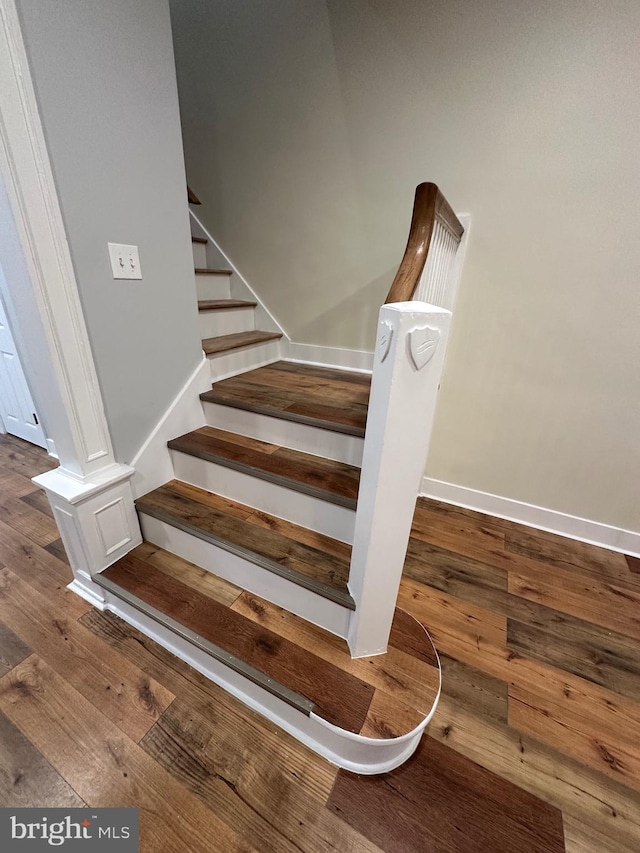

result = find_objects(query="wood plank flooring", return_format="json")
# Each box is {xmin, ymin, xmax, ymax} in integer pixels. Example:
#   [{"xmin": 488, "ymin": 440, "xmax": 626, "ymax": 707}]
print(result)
[{"xmin": 0, "ymin": 433, "xmax": 639, "ymax": 851}]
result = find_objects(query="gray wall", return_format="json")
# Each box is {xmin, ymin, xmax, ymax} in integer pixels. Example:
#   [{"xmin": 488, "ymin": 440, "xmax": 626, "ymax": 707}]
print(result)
[
  {"xmin": 17, "ymin": 0, "xmax": 202, "ymax": 463},
  {"xmin": 170, "ymin": 0, "xmax": 640, "ymax": 533}
]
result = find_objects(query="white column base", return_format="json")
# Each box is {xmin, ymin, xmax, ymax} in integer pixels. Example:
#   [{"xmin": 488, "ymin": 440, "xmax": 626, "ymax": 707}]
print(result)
[
  {"xmin": 33, "ymin": 463, "xmax": 142, "ymax": 584},
  {"xmin": 67, "ymin": 575, "xmax": 107, "ymax": 610}
]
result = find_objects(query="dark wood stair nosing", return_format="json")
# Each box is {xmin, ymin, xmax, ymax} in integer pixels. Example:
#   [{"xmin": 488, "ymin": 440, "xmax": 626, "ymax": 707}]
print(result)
[
  {"xmin": 92, "ymin": 571, "xmax": 314, "ymax": 714},
  {"xmin": 167, "ymin": 439, "xmax": 358, "ymax": 511},
  {"xmin": 195, "ymin": 268, "xmax": 233, "ymax": 276},
  {"xmin": 135, "ymin": 501, "xmax": 356, "ymax": 610},
  {"xmin": 198, "ymin": 299, "xmax": 258, "ymax": 312},
  {"xmin": 202, "ymin": 330, "xmax": 283, "ymax": 356},
  {"xmin": 191, "ymin": 236, "xmax": 207, "ymax": 244},
  {"xmin": 199, "ymin": 391, "xmax": 366, "ymax": 438}
]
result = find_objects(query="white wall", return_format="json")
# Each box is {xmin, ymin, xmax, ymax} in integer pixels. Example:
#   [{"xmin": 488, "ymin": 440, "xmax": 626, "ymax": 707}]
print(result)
[
  {"xmin": 16, "ymin": 0, "xmax": 202, "ymax": 463},
  {"xmin": 170, "ymin": 0, "xmax": 640, "ymax": 533}
]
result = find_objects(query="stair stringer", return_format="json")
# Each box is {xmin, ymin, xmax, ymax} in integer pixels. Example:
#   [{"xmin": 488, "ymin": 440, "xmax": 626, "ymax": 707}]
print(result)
[
  {"xmin": 189, "ymin": 209, "xmax": 290, "ymax": 344},
  {"xmin": 99, "ymin": 586, "xmax": 440, "ymax": 775},
  {"xmin": 130, "ymin": 355, "xmax": 210, "ymax": 499}
]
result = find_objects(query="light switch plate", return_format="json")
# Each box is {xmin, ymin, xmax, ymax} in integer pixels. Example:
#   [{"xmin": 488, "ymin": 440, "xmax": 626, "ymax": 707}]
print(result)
[{"xmin": 108, "ymin": 243, "xmax": 142, "ymax": 280}]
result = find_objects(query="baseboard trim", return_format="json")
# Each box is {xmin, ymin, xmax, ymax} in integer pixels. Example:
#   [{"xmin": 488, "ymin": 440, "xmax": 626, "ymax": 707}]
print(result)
[
  {"xmin": 288, "ymin": 343, "xmax": 373, "ymax": 373},
  {"xmin": 421, "ymin": 476, "xmax": 640, "ymax": 558},
  {"xmin": 68, "ymin": 576, "xmax": 107, "ymax": 611}
]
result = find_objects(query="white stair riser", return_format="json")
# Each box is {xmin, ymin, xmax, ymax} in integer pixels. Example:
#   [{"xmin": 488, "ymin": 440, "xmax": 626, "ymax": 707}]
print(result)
[
  {"xmin": 198, "ymin": 306, "xmax": 256, "ymax": 340},
  {"xmin": 202, "ymin": 400, "xmax": 364, "ymax": 466},
  {"xmin": 138, "ymin": 513, "xmax": 351, "ymax": 637},
  {"xmin": 171, "ymin": 449, "xmax": 355, "ymax": 544},
  {"xmin": 191, "ymin": 241, "xmax": 207, "ymax": 268},
  {"xmin": 196, "ymin": 273, "xmax": 231, "ymax": 301},
  {"xmin": 207, "ymin": 339, "xmax": 283, "ymax": 381},
  {"xmin": 101, "ymin": 588, "xmax": 428, "ymax": 774}
]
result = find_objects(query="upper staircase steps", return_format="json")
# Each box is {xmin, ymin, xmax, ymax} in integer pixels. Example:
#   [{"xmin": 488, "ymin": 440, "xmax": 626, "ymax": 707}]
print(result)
[
  {"xmin": 135, "ymin": 479, "xmax": 355, "ymax": 609},
  {"xmin": 94, "ymin": 541, "xmax": 440, "ymax": 772},
  {"xmin": 191, "ymin": 234, "xmax": 283, "ymax": 368}
]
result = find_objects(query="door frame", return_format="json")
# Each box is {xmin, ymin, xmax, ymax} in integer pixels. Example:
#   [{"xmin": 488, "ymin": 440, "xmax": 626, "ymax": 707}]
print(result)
[{"xmin": 0, "ymin": 284, "xmax": 47, "ymax": 447}]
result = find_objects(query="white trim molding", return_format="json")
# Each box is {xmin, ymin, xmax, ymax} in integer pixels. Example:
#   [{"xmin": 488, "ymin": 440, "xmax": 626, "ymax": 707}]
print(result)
[
  {"xmin": 0, "ymin": 0, "xmax": 116, "ymax": 478},
  {"xmin": 421, "ymin": 476, "xmax": 640, "ymax": 559},
  {"xmin": 131, "ymin": 354, "xmax": 210, "ymax": 499},
  {"xmin": 0, "ymin": 0, "xmax": 142, "ymax": 589},
  {"xmin": 287, "ymin": 343, "xmax": 373, "ymax": 374}
]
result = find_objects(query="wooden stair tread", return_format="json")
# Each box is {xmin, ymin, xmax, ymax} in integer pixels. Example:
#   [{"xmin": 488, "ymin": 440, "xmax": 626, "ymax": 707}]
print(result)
[
  {"xmin": 168, "ymin": 426, "xmax": 360, "ymax": 509},
  {"xmin": 198, "ymin": 299, "xmax": 257, "ymax": 312},
  {"xmin": 99, "ymin": 550, "xmax": 368, "ymax": 731},
  {"xmin": 201, "ymin": 360, "xmax": 370, "ymax": 436},
  {"xmin": 195, "ymin": 267, "xmax": 233, "ymax": 276},
  {"xmin": 135, "ymin": 480, "xmax": 354, "ymax": 607},
  {"xmin": 202, "ymin": 330, "xmax": 283, "ymax": 356},
  {"xmin": 187, "ymin": 185, "xmax": 201, "ymax": 205},
  {"xmin": 191, "ymin": 236, "xmax": 207, "ymax": 244},
  {"xmin": 97, "ymin": 542, "xmax": 440, "ymax": 737}
]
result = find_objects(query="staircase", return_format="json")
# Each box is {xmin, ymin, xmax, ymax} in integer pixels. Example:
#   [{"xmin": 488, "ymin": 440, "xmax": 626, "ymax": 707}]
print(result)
[
  {"xmin": 88, "ymin": 184, "xmax": 464, "ymax": 773},
  {"xmin": 191, "ymin": 230, "xmax": 284, "ymax": 379}
]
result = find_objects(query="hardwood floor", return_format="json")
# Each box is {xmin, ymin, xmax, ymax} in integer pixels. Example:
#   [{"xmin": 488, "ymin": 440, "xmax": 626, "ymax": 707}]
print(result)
[{"xmin": 0, "ymin": 433, "xmax": 639, "ymax": 851}]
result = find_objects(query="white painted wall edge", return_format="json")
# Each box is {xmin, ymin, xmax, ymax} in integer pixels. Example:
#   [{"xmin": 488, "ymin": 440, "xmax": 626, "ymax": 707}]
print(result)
[
  {"xmin": 287, "ymin": 342, "xmax": 373, "ymax": 373},
  {"xmin": 189, "ymin": 209, "xmax": 290, "ymax": 342},
  {"xmin": 421, "ymin": 476, "xmax": 640, "ymax": 558},
  {"xmin": 130, "ymin": 354, "xmax": 209, "ymax": 499},
  {"xmin": 0, "ymin": 0, "xmax": 116, "ymax": 478}
]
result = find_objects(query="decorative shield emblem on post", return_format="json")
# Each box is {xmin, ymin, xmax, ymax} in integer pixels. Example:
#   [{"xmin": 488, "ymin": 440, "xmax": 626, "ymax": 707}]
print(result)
[
  {"xmin": 377, "ymin": 319, "xmax": 393, "ymax": 363},
  {"xmin": 408, "ymin": 325, "xmax": 440, "ymax": 370}
]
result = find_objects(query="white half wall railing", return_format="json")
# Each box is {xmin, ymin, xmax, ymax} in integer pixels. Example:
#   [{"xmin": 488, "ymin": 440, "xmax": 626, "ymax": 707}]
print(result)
[
  {"xmin": 347, "ymin": 182, "xmax": 465, "ymax": 657},
  {"xmin": 347, "ymin": 302, "xmax": 451, "ymax": 657},
  {"xmin": 414, "ymin": 217, "xmax": 460, "ymax": 309}
]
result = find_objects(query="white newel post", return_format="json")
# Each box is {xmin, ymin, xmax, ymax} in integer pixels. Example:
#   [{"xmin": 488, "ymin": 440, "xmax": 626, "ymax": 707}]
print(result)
[
  {"xmin": 0, "ymin": 0, "xmax": 141, "ymax": 608},
  {"xmin": 347, "ymin": 302, "xmax": 451, "ymax": 658}
]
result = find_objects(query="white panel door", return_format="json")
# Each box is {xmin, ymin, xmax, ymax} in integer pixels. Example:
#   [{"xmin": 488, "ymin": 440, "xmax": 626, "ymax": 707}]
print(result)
[{"xmin": 0, "ymin": 294, "xmax": 47, "ymax": 447}]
